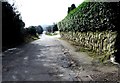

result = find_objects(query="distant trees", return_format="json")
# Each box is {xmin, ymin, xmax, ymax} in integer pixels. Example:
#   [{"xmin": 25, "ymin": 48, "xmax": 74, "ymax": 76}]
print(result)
[
  {"xmin": 45, "ymin": 24, "xmax": 58, "ymax": 33},
  {"xmin": 2, "ymin": 1, "xmax": 25, "ymax": 51},
  {"xmin": 27, "ymin": 26, "xmax": 37, "ymax": 36},
  {"xmin": 25, "ymin": 25, "xmax": 43, "ymax": 36},
  {"xmin": 68, "ymin": 4, "xmax": 76, "ymax": 14},
  {"xmin": 53, "ymin": 24, "xmax": 58, "ymax": 32},
  {"xmin": 46, "ymin": 26, "xmax": 52, "ymax": 32},
  {"xmin": 36, "ymin": 25, "xmax": 43, "ymax": 34}
]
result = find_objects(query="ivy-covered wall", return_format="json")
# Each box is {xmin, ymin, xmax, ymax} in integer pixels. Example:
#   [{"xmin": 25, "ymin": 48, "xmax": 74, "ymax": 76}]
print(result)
[
  {"xmin": 58, "ymin": 2, "xmax": 119, "ymax": 32},
  {"xmin": 58, "ymin": 2, "xmax": 120, "ymax": 62}
]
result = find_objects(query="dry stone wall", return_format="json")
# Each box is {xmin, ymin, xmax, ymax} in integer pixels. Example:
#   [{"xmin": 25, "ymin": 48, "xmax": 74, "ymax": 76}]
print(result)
[{"xmin": 60, "ymin": 31, "xmax": 117, "ymax": 61}]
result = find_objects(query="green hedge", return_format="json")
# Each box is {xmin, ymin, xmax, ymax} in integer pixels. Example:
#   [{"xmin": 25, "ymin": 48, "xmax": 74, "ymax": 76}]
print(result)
[{"xmin": 58, "ymin": 2, "xmax": 119, "ymax": 32}]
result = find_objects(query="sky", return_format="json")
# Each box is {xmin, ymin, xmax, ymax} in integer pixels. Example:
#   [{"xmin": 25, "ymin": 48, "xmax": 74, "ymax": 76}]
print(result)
[{"xmin": 7, "ymin": 0, "xmax": 85, "ymax": 27}]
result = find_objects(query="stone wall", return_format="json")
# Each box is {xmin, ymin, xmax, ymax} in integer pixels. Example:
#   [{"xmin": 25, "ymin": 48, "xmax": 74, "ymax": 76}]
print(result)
[
  {"xmin": 60, "ymin": 31, "xmax": 117, "ymax": 61},
  {"xmin": 57, "ymin": 2, "xmax": 119, "ymax": 62}
]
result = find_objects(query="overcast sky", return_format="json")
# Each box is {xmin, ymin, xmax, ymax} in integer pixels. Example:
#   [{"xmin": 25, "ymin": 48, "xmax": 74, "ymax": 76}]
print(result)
[{"xmin": 7, "ymin": 0, "xmax": 84, "ymax": 27}]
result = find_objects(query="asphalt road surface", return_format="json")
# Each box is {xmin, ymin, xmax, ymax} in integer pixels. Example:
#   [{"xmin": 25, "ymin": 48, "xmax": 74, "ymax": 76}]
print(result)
[
  {"xmin": 2, "ymin": 33, "xmax": 120, "ymax": 82},
  {"xmin": 2, "ymin": 34, "xmax": 81, "ymax": 81}
]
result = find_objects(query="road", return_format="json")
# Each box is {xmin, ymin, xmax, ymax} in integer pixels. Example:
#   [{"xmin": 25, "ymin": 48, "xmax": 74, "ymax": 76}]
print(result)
[
  {"xmin": 2, "ymin": 33, "xmax": 119, "ymax": 81},
  {"xmin": 2, "ymin": 34, "xmax": 80, "ymax": 81}
]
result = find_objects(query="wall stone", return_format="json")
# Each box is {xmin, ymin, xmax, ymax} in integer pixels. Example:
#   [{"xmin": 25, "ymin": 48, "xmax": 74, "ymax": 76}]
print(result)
[{"xmin": 60, "ymin": 31, "xmax": 117, "ymax": 61}]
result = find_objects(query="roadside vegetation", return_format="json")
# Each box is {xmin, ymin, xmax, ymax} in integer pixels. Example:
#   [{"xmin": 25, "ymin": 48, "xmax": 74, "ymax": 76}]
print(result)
[
  {"xmin": 45, "ymin": 32, "xmax": 58, "ymax": 36},
  {"xmin": 2, "ymin": 1, "xmax": 43, "ymax": 51}
]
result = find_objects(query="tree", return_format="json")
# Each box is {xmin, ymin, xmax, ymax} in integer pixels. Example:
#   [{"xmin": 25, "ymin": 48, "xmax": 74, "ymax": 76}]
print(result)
[
  {"xmin": 28, "ymin": 26, "xmax": 37, "ymax": 36},
  {"xmin": 2, "ymin": 1, "xmax": 25, "ymax": 51},
  {"xmin": 46, "ymin": 26, "xmax": 52, "ymax": 32},
  {"xmin": 68, "ymin": 7, "xmax": 71, "ymax": 14},
  {"xmin": 68, "ymin": 4, "xmax": 76, "ymax": 14},
  {"xmin": 53, "ymin": 24, "xmax": 58, "ymax": 32},
  {"xmin": 71, "ymin": 4, "xmax": 76, "ymax": 10},
  {"xmin": 36, "ymin": 25, "xmax": 43, "ymax": 34}
]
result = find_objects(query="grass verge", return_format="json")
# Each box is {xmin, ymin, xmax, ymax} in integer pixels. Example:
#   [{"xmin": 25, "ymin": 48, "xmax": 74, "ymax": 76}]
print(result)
[
  {"xmin": 24, "ymin": 34, "xmax": 39, "ymax": 43},
  {"xmin": 45, "ymin": 32, "xmax": 58, "ymax": 36}
]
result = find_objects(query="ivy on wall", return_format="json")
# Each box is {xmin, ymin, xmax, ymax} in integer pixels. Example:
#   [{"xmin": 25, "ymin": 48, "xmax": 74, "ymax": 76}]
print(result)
[{"xmin": 58, "ymin": 2, "xmax": 119, "ymax": 32}]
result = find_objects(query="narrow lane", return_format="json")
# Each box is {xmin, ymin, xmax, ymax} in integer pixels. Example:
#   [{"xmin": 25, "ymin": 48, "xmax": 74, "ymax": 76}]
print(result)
[
  {"xmin": 2, "ymin": 34, "xmax": 79, "ymax": 81},
  {"xmin": 2, "ymin": 33, "xmax": 119, "ymax": 81}
]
